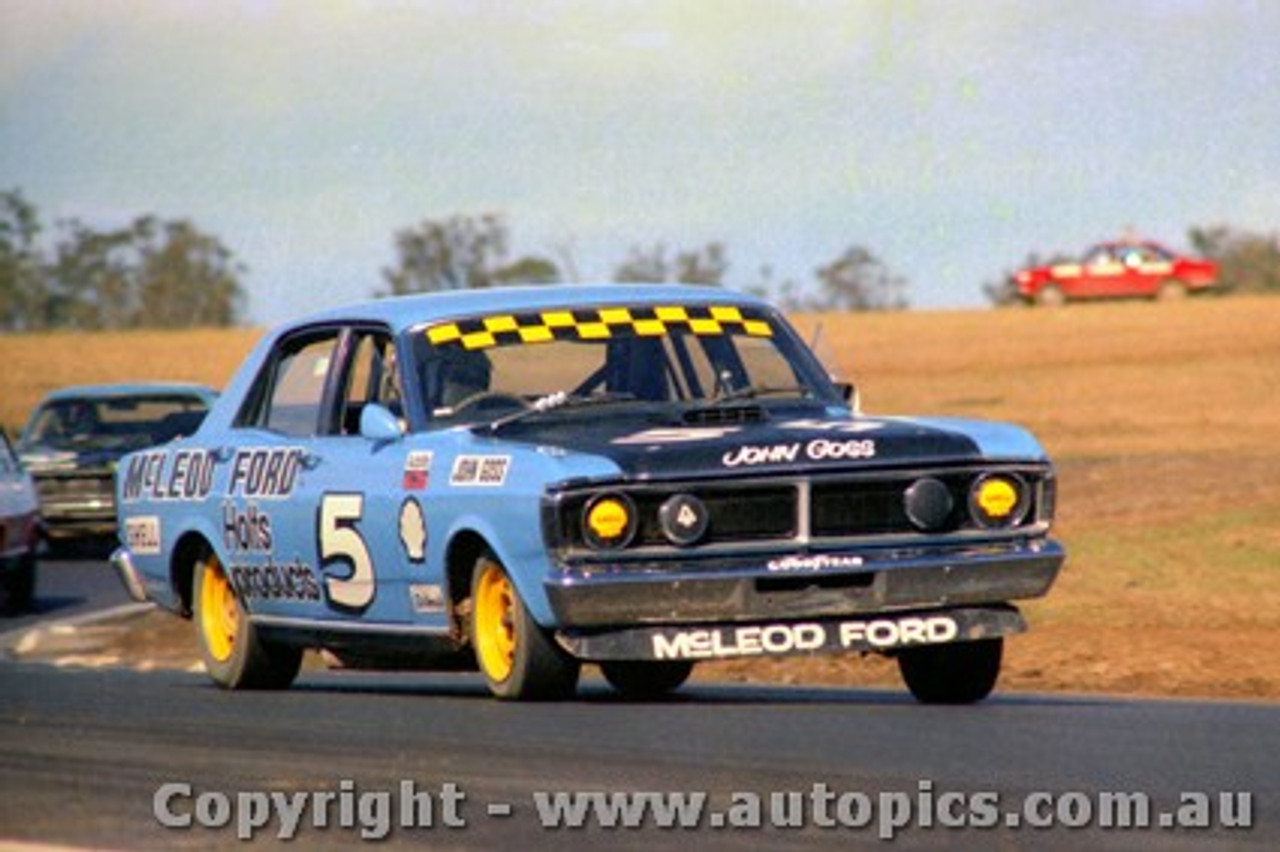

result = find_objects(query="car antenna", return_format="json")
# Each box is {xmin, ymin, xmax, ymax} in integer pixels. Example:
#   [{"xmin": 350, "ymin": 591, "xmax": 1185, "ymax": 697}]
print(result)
[{"xmin": 809, "ymin": 321, "xmax": 824, "ymax": 351}]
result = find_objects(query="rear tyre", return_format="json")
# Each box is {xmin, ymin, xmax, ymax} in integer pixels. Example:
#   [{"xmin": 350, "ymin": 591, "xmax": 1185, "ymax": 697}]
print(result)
[
  {"xmin": 194, "ymin": 551, "xmax": 302, "ymax": 690},
  {"xmin": 470, "ymin": 552, "xmax": 579, "ymax": 700},
  {"xmin": 601, "ymin": 661, "xmax": 695, "ymax": 699},
  {"xmin": 0, "ymin": 553, "xmax": 37, "ymax": 612},
  {"xmin": 1036, "ymin": 285, "xmax": 1066, "ymax": 307},
  {"xmin": 897, "ymin": 638, "xmax": 1003, "ymax": 705}
]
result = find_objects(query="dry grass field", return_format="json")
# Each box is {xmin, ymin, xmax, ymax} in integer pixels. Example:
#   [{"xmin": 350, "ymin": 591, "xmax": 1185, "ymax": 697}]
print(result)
[
  {"xmin": 3, "ymin": 295, "xmax": 1278, "ymax": 700},
  {"xmin": 0, "ymin": 327, "xmax": 262, "ymax": 436}
]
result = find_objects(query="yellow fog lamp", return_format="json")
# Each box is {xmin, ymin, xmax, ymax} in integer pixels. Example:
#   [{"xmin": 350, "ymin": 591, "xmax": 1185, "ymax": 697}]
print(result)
[
  {"xmin": 582, "ymin": 493, "xmax": 638, "ymax": 550},
  {"xmin": 969, "ymin": 474, "xmax": 1029, "ymax": 528}
]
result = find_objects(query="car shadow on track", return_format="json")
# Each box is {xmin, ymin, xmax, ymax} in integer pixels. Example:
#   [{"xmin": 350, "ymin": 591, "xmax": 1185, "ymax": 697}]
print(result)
[
  {"xmin": 44, "ymin": 535, "xmax": 117, "ymax": 561},
  {"xmin": 0, "ymin": 593, "xmax": 88, "ymax": 619},
  {"xmin": 274, "ymin": 670, "xmax": 1117, "ymax": 709}
]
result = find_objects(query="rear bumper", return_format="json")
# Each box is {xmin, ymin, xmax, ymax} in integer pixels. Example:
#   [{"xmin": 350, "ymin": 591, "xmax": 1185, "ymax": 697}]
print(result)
[
  {"xmin": 110, "ymin": 546, "xmax": 151, "ymax": 603},
  {"xmin": 544, "ymin": 538, "xmax": 1064, "ymax": 628}
]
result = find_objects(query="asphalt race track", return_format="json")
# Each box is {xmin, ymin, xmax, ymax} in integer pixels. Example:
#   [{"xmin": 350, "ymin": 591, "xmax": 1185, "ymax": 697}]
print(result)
[
  {"xmin": 1, "ymin": 562, "xmax": 1277, "ymax": 850},
  {"xmin": 2, "ymin": 667, "xmax": 1278, "ymax": 849}
]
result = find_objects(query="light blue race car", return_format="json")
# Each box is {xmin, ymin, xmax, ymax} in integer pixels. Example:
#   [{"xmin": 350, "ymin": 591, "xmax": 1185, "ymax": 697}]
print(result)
[{"xmin": 112, "ymin": 284, "xmax": 1064, "ymax": 702}]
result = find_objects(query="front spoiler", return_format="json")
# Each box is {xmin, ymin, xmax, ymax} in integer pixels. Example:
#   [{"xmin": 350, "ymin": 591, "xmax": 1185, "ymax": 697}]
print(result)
[{"xmin": 557, "ymin": 605, "xmax": 1025, "ymax": 662}]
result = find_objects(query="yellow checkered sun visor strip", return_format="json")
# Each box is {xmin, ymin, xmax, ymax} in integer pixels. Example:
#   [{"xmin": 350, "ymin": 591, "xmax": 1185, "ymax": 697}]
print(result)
[{"xmin": 425, "ymin": 305, "xmax": 774, "ymax": 350}]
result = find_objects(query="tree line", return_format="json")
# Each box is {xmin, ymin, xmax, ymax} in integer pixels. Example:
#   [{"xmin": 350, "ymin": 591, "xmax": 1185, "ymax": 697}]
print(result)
[
  {"xmin": 1, "ymin": 191, "xmax": 909, "ymax": 332},
  {"xmin": 378, "ymin": 212, "xmax": 909, "ymax": 312},
  {"xmin": 1, "ymin": 189, "xmax": 247, "ymax": 331},
  {"xmin": 6, "ymin": 187, "xmax": 1277, "ymax": 330}
]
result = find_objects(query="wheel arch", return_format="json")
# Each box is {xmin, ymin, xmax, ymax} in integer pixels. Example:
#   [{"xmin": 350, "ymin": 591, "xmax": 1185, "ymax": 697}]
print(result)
[
  {"xmin": 441, "ymin": 516, "xmax": 558, "ymax": 635},
  {"xmin": 170, "ymin": 530, "xmax": 217, "ymax": 618},
  {"xmin": 443, "ymin": 529, "xmax": 491, "ymax": 642}
]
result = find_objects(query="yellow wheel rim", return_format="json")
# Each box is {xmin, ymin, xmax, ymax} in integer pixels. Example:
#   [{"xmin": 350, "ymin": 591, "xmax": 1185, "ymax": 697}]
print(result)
[
  {"xmin": 199, "ymin": 556, "xmax": 239, "ymax": 663},
  {"xmin": 474, "ymin": 562, "xmax": 516, "ymax": 683}
]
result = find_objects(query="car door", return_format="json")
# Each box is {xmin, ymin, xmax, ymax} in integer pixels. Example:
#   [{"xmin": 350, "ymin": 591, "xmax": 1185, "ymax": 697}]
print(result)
[
  {"xmin": 1077, "ymin": 246, "xmax": 1127, "ymax": 298},
  {"xmin": 224, "ymin": 328, "xmax": 337, "ymax": 622},
  {"xmin": 228, "ymin": 326, "xmax": 409, "ymax": 625},
  {"xmin": 1126, "ymin": 244, "xmax": 1173, "ymax": 297},
  {"xmin": 306, "ymin": 327, "xmax": 419, "ymax": 625}
]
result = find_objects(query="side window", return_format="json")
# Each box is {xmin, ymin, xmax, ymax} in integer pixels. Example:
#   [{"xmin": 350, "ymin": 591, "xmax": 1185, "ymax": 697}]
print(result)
[
  {"xmin": 240, "ymin": 332, "xmax": 340, "ymax": 436},
  {"xmin": 335, "ymin": 332, "xmax": 402, "ymax": 435},
  {"xmin": 1085, "ymin": 247, "xmax": 1113, "ymax": 266}
]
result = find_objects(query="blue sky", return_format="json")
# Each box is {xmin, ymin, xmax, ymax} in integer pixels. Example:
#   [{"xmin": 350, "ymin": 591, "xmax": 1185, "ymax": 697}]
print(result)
[{"xmin": 3, "ymin": 0, "xmax": 1277, "ymax": 324}]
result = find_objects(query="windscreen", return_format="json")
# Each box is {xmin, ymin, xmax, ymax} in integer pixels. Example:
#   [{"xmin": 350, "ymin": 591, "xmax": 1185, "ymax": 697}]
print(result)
[
  {"xmin": 22, "ymin": 395, "xmax": 209, "ymax": 451},
  {"xmin": 409, "ymin": 303, "xmax": 835, "ymax": 427}
]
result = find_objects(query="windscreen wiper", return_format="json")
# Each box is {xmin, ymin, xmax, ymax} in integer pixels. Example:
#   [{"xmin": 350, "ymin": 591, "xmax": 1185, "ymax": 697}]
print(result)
[
  {"xmin": 485, "ymin": 391, "xmax": 636, "ymax": 434},
  {"xmin": 710, "ymin": 384, "xmax": 811, "ymax": 405}
]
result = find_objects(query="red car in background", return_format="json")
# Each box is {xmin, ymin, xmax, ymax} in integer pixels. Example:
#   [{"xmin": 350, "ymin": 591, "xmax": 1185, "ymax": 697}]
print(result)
[{"xmin": 1014, "ymin": 240, "xmax": 1220, "ymax": 306}]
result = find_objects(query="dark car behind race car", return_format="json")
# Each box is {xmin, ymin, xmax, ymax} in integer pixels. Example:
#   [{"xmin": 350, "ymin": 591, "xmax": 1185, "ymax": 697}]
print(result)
[{"xmin": 18, "ymin": 383, "xmax": 217, "ymax": 541}]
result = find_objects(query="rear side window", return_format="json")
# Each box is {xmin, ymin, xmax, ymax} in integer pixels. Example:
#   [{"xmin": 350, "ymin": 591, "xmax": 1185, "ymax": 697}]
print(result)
[{"xmin": 238, "ymin": 332, "xmax": 340, "ymax": 436}]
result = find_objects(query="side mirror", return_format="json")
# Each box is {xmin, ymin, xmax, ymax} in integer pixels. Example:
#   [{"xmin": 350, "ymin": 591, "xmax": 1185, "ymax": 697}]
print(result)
[
  {"xmin": 359, "ymin": 403, "xmax": 404, "ymax": 443},
  {"xmin": 835, "ymin": 382, "xmax": 860, "ymax": 413}
]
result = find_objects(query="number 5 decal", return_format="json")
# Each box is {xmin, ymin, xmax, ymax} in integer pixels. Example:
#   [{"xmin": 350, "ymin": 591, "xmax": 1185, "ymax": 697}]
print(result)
[{"xmin": 319, "ymin": 493, "xmax": 375, "ymax": 612}]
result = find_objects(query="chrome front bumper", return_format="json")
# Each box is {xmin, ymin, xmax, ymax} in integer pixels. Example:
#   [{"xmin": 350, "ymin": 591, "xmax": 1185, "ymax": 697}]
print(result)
[{"xmin": 544, "ymin": 538, "xmax": 1065, "ymax": 628}]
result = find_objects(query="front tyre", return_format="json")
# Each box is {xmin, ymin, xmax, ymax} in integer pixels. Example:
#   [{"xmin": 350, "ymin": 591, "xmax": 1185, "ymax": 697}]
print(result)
[
  {"xmin": 897, "ymin": 638, "xmax": 1003, "ymax": 705},
  {"xmin": 194, "ymin": 551, "xmax": 302, "ymax": 690},
  {"xmin": 601, "ymin": 661, "xmax": 695, "ymax": 699},
  {"xmin": 470, "ymin": 553, "xmax": 579, "ymax": 700}
]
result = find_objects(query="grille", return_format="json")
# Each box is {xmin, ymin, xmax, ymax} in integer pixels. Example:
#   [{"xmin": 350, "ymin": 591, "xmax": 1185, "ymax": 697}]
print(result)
[
  {"xmin": 811, "ymin": 475, "xmax": 970, "ymax": 537},
  {"xmin": 553, "ymin": 464, "xmax": 1047, "ymax": 555},
  {"xmin": 633, "ymin": 486, "xmax": 796, "ymax": 545},
  {"xmin": 35, "ymin": 474, "xmax": 113, "ymax": 502},
  {"xmin": 811, "ymin": 481, "xmax": 915, "ymax": 536}
]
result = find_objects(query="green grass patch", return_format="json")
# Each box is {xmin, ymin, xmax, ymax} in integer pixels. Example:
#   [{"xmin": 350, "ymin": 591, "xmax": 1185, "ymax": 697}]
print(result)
[{"xmin": 1044, "ymin": 501, "xmax": 1280, "ymax": 629}]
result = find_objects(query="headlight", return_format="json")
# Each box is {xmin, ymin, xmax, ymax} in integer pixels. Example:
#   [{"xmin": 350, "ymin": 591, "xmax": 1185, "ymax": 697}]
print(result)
[
  {"xmin": 582, "ymin": 493, "xmax": 637, "ymax": 550},
  {"xmin": 969, "ymin": 474, "xmax": 1029, "ymax": 528},
  {"xmin": 903, "ymin": 477, "xmax": 954, "ymax": 532},
  {"xmin": 658, "ymin": 493, "xmax": 709, "ymax": 546}
]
